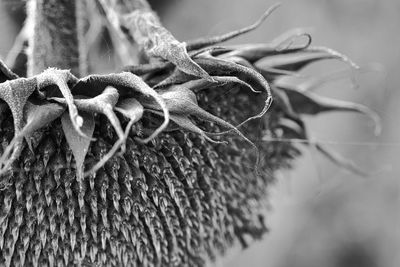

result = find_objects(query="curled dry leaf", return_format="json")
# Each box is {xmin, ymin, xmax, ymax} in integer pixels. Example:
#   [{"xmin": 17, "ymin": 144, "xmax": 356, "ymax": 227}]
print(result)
[
  {"xmin": 22, "ymin": 101, "xmax": 66, "ymax": 149},
  {"xmin": 194, "ymin": 57, "xmax": 271, "ymax": 94},
  {"xmin": 214, "ymin": 30, "xmax": 312, "ymax": 64},
  {"xmin": 149, "ymin": 110, "xmax": 224, "ymax": 144},
  {"xmin": 73, "ymin": 72, "xmax": 169, "ymax": 143},
  {"xmin": 141, "ymin": 85, "xmax": 264, "ymax": 135},
  {"xmin": 255, "ymin": 48, "xmax": 358, "ymax": 75},
  {"xmin": 0, "ymin": 3, "xmax": 383, "ymax": 265},
  {"xmin": 0, "ymin": 101, "xmax": 65, "ymax": 175},
  {"xmin": 121, "ymin": 9, "xmax": 213, "ymax": 81},
  {"xmin": 183, "ymin": 76, "xmax": 258, "ymax": 94},
  {"xmin": 277, "ymin": 86, "xmax": 381, "ymax": 135},
  {"xmin": 0, "ymin": 77, "xmax": 37, "ymax": 132},
  {"xmin": 186, "ymin": 3, "xmax": 281, "ymax": 51},
  {"xmin": 156, "ymin": 56, "xmax": 272, "ymax": 95},
  {"xmin": 35, "ymin": 68, "xmax": 85, "ymax": 137},
  {"xmin": 142, "ymin": 84, "xmax": 261, "ymax": 170},
  {"xmin": 55, "ymin": 86, "xmax": 124, "ymax": 141}
]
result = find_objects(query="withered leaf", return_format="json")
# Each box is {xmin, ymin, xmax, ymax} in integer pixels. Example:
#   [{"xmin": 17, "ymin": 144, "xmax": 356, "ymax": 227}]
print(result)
[
  {"xmin": 21, "ymin": 101, "xmax": 66, "ymax": 150},
  {"xmin": 194, "ymin": 57, "xmax": 271, "ymax": 94},
  {"xmin": 186, "ymin": 3, "xmax": 281, "ymax": 51},
  {"xmin": 142, "ymin": 85, "xmax": 260, "ymax": 168},
  {"xmin": 73, "ymin": 72, "xmax": 169, "ymax": 143},
  {"xmin": 36, "ymin": 69, "xmax": 85, "ymax": 137},
  {"xmin": 53, "ymin": 86, "xmax": 124, "ymax": 141},
  {"xmin": 149, "ymin": 110, "xmax": 223, "ymax": 144},
  {"xmin": 212, "ymin": 29, "xmax": 311, "ymax": 64},
  {"xmin": 0, "ymin": 77, "xmax": 36, "ymax": 132},
  {"xmin": 0, "ymin": 76, "xmax": 39, "ymax": 173},
  {"xmin": 277, "ymin": 86, "xmax": 381, "ymax": 135},
  {"xmin": 255, "ymin": 46, "xmax": 359, "ymax": 78},
  {"xmin": 62, "ymin": 111, "xmax": 95, "ymax": 180},
  {"xmin": 183, "ymin": 76, "xmax": 258, "ymax": 93},
  {"xmin": 122, "ymin": 10, "xmax": 213, "ymax": 81}
]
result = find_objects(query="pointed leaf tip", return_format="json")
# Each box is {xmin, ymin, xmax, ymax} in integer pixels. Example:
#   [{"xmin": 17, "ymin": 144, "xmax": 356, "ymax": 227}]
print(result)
[
  {"xmin": 121, "ymin": 9, "xmax": 213, "ymax": 82},
  {"xmin": 62, "ymin": 111, "xmax": 95, "ymax": 180},
  {"xmin": 164, "ymin": 41, "xmax": 214, "ymax": 82},
  {"xmin": 279, "ymin": 86, "xmax": 381, "ymax": 136}
]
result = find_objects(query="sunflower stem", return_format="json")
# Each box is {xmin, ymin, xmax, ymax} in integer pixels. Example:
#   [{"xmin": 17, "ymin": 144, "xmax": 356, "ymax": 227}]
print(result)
[{"xmin": 27, "ymin": 0, "xmax": 86, "ymax": 77}]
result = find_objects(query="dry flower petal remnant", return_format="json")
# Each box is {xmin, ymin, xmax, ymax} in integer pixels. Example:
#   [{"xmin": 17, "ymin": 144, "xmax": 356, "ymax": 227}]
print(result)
[{"xmin": 0, "ymin": 2, "xmax": 380, "ymax": 267}]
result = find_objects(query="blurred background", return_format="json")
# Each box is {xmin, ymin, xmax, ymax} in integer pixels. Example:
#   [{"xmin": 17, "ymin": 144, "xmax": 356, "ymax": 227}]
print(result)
[{"xmin": 1, "ymin": 0, "xmax": 399, "ymax": 266}]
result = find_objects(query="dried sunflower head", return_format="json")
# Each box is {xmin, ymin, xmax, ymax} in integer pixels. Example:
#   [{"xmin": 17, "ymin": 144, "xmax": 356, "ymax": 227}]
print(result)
[{"xmin": 0, "ymin": 3, "xmax": 380, "ymax": 267}]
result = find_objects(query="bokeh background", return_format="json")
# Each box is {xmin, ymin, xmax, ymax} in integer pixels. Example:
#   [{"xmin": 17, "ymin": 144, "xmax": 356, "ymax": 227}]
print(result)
[{"xmin": 1, "ymin": 0, "xmax": 399, "ymax": 266}]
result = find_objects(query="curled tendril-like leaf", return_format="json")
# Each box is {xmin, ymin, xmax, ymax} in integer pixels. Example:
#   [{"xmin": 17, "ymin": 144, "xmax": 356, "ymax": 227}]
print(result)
[
  {"xmin": 194, "ymin": 57, "xmax": 271, "ymax": 95},
  {"xmin": 186, "ymin": 3, "xmax": 281, "ymax": 51},
  {"xmin": 230, "ymin": 96, "xmax": 273, "ymax": 131},
  {"xmin": 307, "ymin": 46, "xmax": 359, "ymax": 69},
  {"xmin": 255, "ymin": 49, "xmax": 357, "ymax": 75},
  {"xmin": 140, "ymin": 85, "xmax": 259, "ymax": 132},
  {"xmin": 150, "ymin": 110, "xmax": 224, "ymax": 144},
  {"xmin": 154, "ymin": 67, "xmax": 271, "ymax": 133},
  {"xmin": 61, "ymin": 111, "xmax": 95, "ymax": 181},
  {"xmin": 156, "ymin": 56, "xmax": 272, "ymax": 97},
  {"xmin": 180, "ymin": 76, "xmax": 258, "ymax": 94},
  {"xmin": 270, "ymin": 28, "xmax": 313, "ymax": 49},
  {"xmin": 277, "ymin": 86, "xmax": 381, "ymax": 135},
  {"xmin": 215, "ymin": 30, "xmax": 312, "ymax": 64}
]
